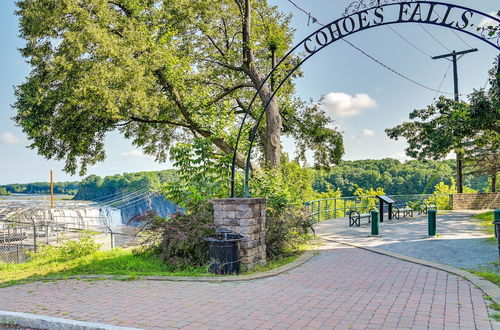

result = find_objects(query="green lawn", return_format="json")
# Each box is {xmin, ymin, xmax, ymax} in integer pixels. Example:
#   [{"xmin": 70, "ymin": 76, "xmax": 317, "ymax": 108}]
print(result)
[
  {"xmin": 0, "ymin": 248, "xmax": 212, "ymax": 287},
  {"xmin": 474, "ymin": 211, "xmax": 495, "ymax": 235},
  {"xmin": 0, "ymin": 239, "xmax": 313, "ymax": 288}
]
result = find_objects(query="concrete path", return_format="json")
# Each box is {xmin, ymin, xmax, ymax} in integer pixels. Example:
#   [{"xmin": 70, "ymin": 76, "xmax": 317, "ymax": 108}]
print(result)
[
  {"xmin": 0, "ymin": 240, "xmax": 493, "ymax": 329},
  {"xmin": 314, "ymin": 211, "xmax": 499, "ymax": 271}
]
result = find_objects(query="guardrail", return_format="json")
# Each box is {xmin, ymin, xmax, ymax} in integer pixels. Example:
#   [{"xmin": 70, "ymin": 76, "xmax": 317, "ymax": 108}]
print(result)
[
  {"xmin": 0, "ymin": 218, "xmax": 137, "ymax": 263},
  {"xmin": 304, "ymin": 194, "xmax": 451, "ymax": 223}
]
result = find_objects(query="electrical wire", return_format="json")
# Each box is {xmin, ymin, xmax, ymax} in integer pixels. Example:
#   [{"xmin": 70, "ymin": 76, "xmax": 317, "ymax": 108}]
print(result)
[
  {"xmin": 386, "ymin": 25, "xmax": 433, "ymax": 58},
  {"xmin": 418, "ymin": 24, "xmax": 452, "ymax": 53},
  {"xmin": 285, "ymin": 0, "xmax": 455, "ymax": 95},
  {"xmin": 432, "ymin": 60, "xmax": 453, "ymax": 101},
  {"xmin": 86, "ymin": 185, "xmax": 148, "ymax": 202}
]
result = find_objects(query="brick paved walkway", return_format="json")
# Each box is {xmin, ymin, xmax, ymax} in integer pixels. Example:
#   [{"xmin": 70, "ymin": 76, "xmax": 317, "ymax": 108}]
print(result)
[{"xmin": 0, "ymin": 241, "xmax": 493, "ymax": 329}]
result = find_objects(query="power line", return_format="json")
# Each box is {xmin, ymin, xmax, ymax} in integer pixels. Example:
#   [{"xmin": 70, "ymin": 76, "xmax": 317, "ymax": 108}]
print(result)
[
  {"xmin": 285, "ymin": 0, "xmax": 455, "ymax": 95},
  {"xmin": 393, "ymin": 0, "xmax": 469, "ymax": 50},
  {"xmin": 418, "ymin": 24, "xmax": 452, "ymax": 53},
  {"xmin": 386, "ymin": 25, "xmax": 433, "ymax": 58},
  {"xmin": 433, "ymin": 61, "xmax": 453, "ymax": 101}
]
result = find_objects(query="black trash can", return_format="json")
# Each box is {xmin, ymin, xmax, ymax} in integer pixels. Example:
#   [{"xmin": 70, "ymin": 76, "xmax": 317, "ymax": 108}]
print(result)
[{"xmin": 204, "ymin": 228, "xmax": 244, "ymax": 275}]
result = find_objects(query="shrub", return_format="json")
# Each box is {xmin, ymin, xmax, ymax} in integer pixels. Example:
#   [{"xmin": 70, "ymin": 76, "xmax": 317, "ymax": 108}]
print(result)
[
  {"xmin": 30, "ymin": 234, "xmax": 101, "ymax": 262},
  {"xmin": 133, "ymin": 203, "xmax": 215, "ymax": 267},
  {"xmin": 266, "ymin": 205, "xmax": 315, "ymax": 259}
]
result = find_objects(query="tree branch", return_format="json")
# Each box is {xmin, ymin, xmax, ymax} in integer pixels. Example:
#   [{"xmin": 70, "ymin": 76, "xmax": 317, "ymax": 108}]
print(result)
[
  {"xmin": 206, "ymin": 83, "xmax": 253, "ymax": 107},
  {"xmin": 130, "ymin": 116, "xmax": 192, "ymax": 129},
  {"xmin": 202, "ymin": 59, "xmax": 244, "ymax": 72}
]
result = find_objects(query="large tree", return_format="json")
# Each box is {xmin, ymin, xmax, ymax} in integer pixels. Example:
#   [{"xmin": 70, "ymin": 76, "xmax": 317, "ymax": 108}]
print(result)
[
  {"xmin": 385, "ymin": 97, "xmax": 471, "ymax": 193},
  {"xmin": 13, "ymin": 0, "xmax": 343, "ymax": 176},
  {"xmin": 386, "ymin": 57, "xmax": 499, "ymax": 193}
]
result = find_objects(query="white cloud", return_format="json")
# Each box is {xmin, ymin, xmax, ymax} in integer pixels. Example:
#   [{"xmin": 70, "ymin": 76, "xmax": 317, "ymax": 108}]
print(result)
[
  {"xmin": 478, "ymin": 12, "xmax": 499, "ymax": 28},
  {"xmin": 362, "ymin": 129, "xmax": 374, "ymax": 137},
  {"xmin": 0, "ymin": 132, "xmax": 22, "ymax": 144},
  {"xmin": 321, "ymin": 92, "xmax": 376, "ymax": 118},
  {"xmin": 120, "ymin": 149, "xmax": 143, "ymax": 157}
]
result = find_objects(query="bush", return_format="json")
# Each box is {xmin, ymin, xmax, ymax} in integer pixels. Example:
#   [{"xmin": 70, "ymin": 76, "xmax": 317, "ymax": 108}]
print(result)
[
  {"xmin": 266, "ymin": 205, "xmax": 314, "ymax": 259},
  {"xmin": 30, "ymin": 234, "xmax": 102, "ymax": 262},
  {"xmin": 133, "ymin": 203, "xmax": 215, "ymax": 267}
]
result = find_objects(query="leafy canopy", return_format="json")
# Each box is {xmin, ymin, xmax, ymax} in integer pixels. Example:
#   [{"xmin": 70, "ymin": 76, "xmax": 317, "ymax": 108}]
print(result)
[{"xmin": 14, "ymin": 0, "xmax": 343, "ymax": 176}]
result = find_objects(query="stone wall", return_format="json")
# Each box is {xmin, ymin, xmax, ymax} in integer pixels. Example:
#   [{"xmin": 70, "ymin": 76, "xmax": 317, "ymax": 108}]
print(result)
[
  {"xmin": 211, "ymin": 198, "xmax": 266, "ymax": 269},
  {"xmin": 451, "ymin": 193, "xmax": 500, "ymax": 210}
]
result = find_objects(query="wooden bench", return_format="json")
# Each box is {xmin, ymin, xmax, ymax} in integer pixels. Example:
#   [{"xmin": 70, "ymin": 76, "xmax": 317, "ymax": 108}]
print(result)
[{"xmin": 348, "ymin": 209, "xmax": 375, "ymax": 227}]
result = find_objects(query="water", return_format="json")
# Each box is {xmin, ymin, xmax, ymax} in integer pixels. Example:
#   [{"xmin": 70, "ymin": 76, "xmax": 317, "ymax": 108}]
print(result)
[{"xmin": 0, "ymin": 194, "xmax": 123, "ymax": 228}]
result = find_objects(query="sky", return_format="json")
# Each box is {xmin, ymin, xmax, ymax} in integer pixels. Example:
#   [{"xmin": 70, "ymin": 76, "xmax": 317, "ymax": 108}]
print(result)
[{"xmin": 0, "ymin": 0, "xmax": 498, "ymax": 184}]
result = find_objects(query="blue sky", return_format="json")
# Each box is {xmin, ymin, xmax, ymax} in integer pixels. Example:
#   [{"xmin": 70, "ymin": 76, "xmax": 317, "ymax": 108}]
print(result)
[{"xmin": 0, "ymin": 0, "xmax": 498, "ymax": 184}]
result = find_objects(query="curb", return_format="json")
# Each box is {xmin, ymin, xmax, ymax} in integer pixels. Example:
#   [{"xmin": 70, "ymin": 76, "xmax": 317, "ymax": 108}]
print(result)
[
  {"xmin": 0, "ymin": 310, "xmax": 141, "ymax": 330},
  {"xmin": 318, "ymin": 235, "xmax": 500, "ymax": 304},
  {"xmin": 70, "ymin": 249, "xmax": 316, "ymax": 283}
]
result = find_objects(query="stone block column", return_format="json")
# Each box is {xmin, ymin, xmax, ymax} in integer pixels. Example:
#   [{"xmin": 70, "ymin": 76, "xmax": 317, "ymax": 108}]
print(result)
[{"xmin": 211, "ymin": 198, "xmax": 266, "ymax": 269}]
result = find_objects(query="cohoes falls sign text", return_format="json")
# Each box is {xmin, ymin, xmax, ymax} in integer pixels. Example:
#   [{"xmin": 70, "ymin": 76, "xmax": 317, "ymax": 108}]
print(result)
[{"xmin": 304, "ymin": 2, "xmax": 485, "ymax": 54}]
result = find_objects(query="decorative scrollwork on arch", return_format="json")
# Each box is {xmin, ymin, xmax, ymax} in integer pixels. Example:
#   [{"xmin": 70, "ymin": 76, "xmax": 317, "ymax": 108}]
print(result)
[
  {"xmin": 478, "ymin": 26, "xmax": 500, "ymax": 48},
  {"xmin": 342, "ymin": 0, "xmax": 415, "ymax": 17}
]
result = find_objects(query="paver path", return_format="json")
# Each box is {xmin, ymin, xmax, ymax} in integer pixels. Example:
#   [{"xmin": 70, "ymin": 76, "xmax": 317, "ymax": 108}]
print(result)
[
  {"xmin": 0, "ymin": 241, "xmax": 493, "ymax": 329},
  {"xmin": 315, "ymin": 211, "xmax": 498, "ymax": 270}
]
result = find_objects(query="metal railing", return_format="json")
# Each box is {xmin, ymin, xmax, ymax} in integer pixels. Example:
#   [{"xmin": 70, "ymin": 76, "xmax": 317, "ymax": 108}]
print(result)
[
  {"xmin": 304, "ymin": 194, "xmax": 451, "ymax": 223},
  {"xmin": 0, "ymin": 218, "xmax": 137, "ymax": 264}
]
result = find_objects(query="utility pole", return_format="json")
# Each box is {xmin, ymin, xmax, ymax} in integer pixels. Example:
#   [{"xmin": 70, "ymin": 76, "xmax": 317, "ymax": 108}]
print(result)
[
  {"xmin": 432, "ymin": 48, "xmax": 478, "ymax": 194},
  {"xmin": 50, "ymin": 169, "xmax": 54, "ymax": 209}
]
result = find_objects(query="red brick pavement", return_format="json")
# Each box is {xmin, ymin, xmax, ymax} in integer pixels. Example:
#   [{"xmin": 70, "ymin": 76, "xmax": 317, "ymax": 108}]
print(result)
[{"xmin": 0, "ymin": 242, "xmax": 493, "ymax": 329}]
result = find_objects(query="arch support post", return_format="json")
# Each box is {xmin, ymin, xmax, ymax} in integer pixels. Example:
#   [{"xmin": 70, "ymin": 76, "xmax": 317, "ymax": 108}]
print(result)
[{"xmin": 211, "ymin": 198, "xmax": 267, "ymax": 269}]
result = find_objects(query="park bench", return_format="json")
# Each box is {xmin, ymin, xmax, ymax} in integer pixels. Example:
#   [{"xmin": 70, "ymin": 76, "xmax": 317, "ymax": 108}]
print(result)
[
  {"xmin": 393, "ymin": 204, "xmax": 413, "ymax": 220},
  {"xmin": 417, "ymin": 201, "xmax": 437, "ymax": 215},
  {"xmin": 348, "ymin": 209, "xmax": 376, "ymax": 227}
]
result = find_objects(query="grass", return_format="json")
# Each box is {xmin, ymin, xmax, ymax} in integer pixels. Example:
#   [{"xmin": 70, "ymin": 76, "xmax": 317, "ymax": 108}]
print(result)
[
  {"xmin": 0, "ymin": 248, "xmax": 212, "ymax": 288},
  {"xmin": 473, "ymin": 211, "xmax": 495, "ymax": 237},
  {"xmin": 0, "ymin": 239, "xmax": 315, "ymax": 288},
  {"xmin": 469, "ymin": 269, "xmax": 500, "ymax": 286}
]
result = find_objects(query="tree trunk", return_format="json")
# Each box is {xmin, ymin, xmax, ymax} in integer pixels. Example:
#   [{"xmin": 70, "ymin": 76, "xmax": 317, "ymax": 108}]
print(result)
[
  {"xmin": 456, "ymin": 151, "xmax": 463, "ymax": 193},
  {"xmin": 242, "ymin": 0, "xmax": 281, "ymax": 169},
  {"xmin": 492, "ymin": 172, "xmax": 497, "ymax": 193}
]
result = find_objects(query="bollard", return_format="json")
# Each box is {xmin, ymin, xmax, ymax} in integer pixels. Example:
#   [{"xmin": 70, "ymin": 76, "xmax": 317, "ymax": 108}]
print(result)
[
  {"xmin": 492, "ymin": 210, "xmax": 500, "ymax": 261},
  {"xmin": 494, "ymin": 209, "xmax": 500, "ymax": 238},
  {"xmin": 428, "ymin": 209, "xmax": 436, "ymax": 237},
  {"xmin": 371, "ymin": 209, "xmax": 380, "ymax": 236}
]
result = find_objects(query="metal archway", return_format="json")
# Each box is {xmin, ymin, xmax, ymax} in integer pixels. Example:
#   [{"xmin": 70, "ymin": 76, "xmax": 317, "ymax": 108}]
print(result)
[{"xmin": 230, "ymin": 0, "xmax": 500, "ymax": 198}]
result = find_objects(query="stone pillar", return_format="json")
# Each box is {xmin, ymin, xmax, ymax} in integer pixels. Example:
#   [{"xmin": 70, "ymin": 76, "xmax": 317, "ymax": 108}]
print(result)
[{"xmin": 211, "ymin": 198, "xmax": 266, "ymax": 269}]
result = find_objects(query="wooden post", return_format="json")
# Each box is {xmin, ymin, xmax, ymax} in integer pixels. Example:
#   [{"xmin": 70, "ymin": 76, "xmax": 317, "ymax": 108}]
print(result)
[{"xmin": 50, "ymin": 170, "xmax": 54, "ymax": 209}]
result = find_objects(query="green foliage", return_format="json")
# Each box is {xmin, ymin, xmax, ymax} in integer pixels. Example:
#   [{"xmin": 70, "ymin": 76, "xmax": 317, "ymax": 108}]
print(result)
[
  {"xmin": 13, "ymin": 0, "xmax": 342, "ymax": 174},
  {"xmin": 0, "ymin": 248, "xmax": 211, "ymax": 287},
  {"xmin": 30, "ymin": 234, "xmax": 101, "ymax": 262},
  {"xmin": 133, "ymin": 203, "xmax": 215, "ymax": 267},
  {"xmin": 430, "ymin": 180, "xmax": 477, "ymax": 210},
  {"xmin": 265, "ymin": 205, "xmax": 314, "ymax": 259},
  {"xmin": 386, "ymin": 97, "xmax": 473, "ymax": 160},
  {"xmin": 473, "ymin": 211, "xmax": 495, "ymax": 237},
  {"xmin": 0, "ymin": 188, "xmax": 10, "ymax": 196},
  {"xmin": 74, "ymin": 170, "xmax": 176, "ymax": 200},
  {"xmin": 164, "ymin": 139, "xmax": 230, "ymax": 208},
  {"xmin": 312, "ymin": 158, "xmax": 486, "ymax": 196},
  {"xmin": 1, "ymin": 181, "xmax": 79, "ymax": 195}
]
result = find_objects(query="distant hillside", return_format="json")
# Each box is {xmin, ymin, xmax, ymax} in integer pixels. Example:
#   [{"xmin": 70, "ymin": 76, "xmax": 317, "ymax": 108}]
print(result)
[
  {"xmin": 0, "ymin": 181, "xmax": 80, "ymax": 195},
  {"xmin": 73, "ymin": 170, "xmax": 177, "ymax": 201},
  {"xmin": 312, "ymin": 159, "xmax": 490, "ymax": 196}
]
